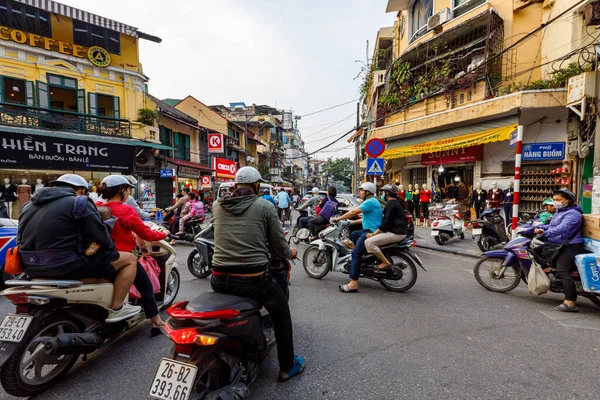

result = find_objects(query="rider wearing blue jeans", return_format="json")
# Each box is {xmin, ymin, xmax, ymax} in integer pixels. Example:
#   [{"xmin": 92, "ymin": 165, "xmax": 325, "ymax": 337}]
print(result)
[{"xmin": 331, "ymin": 182, "xmax": 382, "ymax": 293}]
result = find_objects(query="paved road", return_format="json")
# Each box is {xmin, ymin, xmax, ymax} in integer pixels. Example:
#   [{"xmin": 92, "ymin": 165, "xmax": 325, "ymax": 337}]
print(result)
[{"xmin": 0, "ymin": 222, "xmax": 599, "ymax": 399}]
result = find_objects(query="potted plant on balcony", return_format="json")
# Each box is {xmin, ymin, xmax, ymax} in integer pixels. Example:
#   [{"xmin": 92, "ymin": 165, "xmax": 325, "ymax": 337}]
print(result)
[{"xmin": 137, "ymin": 108, "xmax": 159, "ymax": 125}]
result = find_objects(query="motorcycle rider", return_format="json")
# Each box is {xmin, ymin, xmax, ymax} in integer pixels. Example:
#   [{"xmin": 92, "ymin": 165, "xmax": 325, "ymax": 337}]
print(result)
[
  {"xmin": 364, "ymin": 184, "xmax": 407, "ymax": 270},
  {"xmin": 539, "ymin": 198, "xmax": 556, "ymax": 224},
  {"xmin": 17, "ymin": 174, "xmax": 141, "ymax": 321},
  {"xmin": 210, "ymin": 166, "xmax": 305, "ymax": 382},
  {"xmin": 296, "ymin": 187, "xmax": 321, "ymax": 230},
  {"xmin": 308, "ymin": 186, "xmax": 339, "ymax": 240},
  {"xmin": 262, "ymin": 188, "xmax": 277, "ymax": 206},
  {"xmin": 276, "ymin": 188, "xmax": 292, "ymax": 222},
  {"xmin": 529, "ymin": 190, "xmax": 584, "ymax": 312},
  {"xmin": 331, "ymin": 182, "xmax": 382, "ymax": 293}
]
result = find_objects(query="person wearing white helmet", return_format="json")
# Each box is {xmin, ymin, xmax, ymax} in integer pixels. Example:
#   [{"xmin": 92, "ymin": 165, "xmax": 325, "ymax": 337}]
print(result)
[
  {"xmin": 296, "ymin": 187, "xmax": 322, "ymax": 230},
  {"xmin": 210, "ymin": 166, "xmax": 305, "ymax": 382},
  {"xmin": 331, "ymin": 181, "xmax": 383, "ymax": 293},
  {"xmin": 17, "ymin": 173, "xmax": 141, "ymax": 321}
]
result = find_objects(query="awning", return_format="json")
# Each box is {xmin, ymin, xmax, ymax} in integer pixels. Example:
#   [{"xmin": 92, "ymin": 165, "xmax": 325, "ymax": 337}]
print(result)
[
  {"xmin": 0, "ymin": 125, "xmax": 173, "ymax": 150},
  {"xmin": 163, "ymin": 157, "xmax": 213, "ymax": 171},
  {"xmin": 382, "ymin": 120, "xmax": 518, "ymax": 160}
]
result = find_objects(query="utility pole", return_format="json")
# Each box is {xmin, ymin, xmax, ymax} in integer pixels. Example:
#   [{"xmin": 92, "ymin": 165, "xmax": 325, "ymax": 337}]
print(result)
[
  {"xmin": 354, "ymin": 102, "xmax": 360, "ymax": 192},
  {"xmin": 592, "ymin": 65, "xmax": 600, "ymax": 214}
]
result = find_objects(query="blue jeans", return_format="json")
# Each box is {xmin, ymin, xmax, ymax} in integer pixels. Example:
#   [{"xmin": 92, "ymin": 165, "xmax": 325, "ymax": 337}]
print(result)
[
  {"xmin": 349, "ymin": 229, "xmax": 370, "ymax": 280},
  {"xmin": 298, "ymin": 216, "xmax": 311, "ymax": 230}
]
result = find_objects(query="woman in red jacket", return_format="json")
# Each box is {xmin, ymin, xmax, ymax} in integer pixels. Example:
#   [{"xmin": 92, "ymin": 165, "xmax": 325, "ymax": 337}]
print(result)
[{"xmin": 96, "ymin": 175, "xmax": 167, "ymax": 334}]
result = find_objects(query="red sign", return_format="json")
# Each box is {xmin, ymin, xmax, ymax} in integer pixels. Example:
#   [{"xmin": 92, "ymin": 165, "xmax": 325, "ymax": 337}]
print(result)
[
  {"xmin": 208, "ymin": 133, "xmax": 224, "ymax": 153},
  {"xmin": 421, "ymin": 145, "xmax": 484, "ymax": 166},
  {"xmin": 366, "ymin": 138, "xmax": 385, "ymax": 157},
  {"xmin": 212, "ymin": 157, "xmax": 237, "ymax": 178},
  {"xmin": 201, "ymin": 176, "xmax": 211, "ymax": 187}
]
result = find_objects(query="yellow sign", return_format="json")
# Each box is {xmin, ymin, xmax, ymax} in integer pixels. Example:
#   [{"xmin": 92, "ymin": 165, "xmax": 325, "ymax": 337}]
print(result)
[
  {"xmin": 0, "ymin": 25, "xmax": 111, "ymax": 67},
  {"xmin": 88, "ymin": 46, "xmax": 111, "ymax": 67},
  {"xmin": 382, "ymin": 124, "xmax": 518, "ymax": 160}
]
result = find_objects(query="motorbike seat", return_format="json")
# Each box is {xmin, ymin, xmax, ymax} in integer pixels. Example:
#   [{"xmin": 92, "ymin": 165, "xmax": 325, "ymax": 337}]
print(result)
[
  {"xmin": 187, "ymin": 292, "xmax": 261, "ymax": 313},
  {"xmin": 380, "ymin": 237, "xmax": 413, "ymax": 250}
]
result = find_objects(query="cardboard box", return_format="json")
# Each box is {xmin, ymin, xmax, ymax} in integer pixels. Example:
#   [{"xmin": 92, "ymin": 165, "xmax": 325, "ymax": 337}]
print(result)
[
  {"xmin": 575, "ymin": 254, "xmax": 600, "ymax": 294},
  {"xmin": 583, "ymin": 214, "xmax": 600, "ymax": 241}
]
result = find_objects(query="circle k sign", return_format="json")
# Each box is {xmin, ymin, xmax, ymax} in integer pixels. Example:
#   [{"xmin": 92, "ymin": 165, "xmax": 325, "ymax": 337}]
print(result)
[
  {"xmin": 201, "ymin": 176, "xmax": 211, "ymax": 186},
  {"xmin": 208, "ymin": 133, "xmax": 224, "ymax": 153}
]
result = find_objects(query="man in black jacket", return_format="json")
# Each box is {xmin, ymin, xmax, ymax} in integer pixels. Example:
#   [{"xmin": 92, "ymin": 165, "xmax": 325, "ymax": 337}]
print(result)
[{"xmin": 18, "ymin": 174, "xmax": 140, "ymax": 322}]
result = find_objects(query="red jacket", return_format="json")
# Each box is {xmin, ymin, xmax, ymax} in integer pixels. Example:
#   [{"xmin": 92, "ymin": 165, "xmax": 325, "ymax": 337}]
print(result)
[
  {"xmin": 420, "ymin": 190, "xmax": 432, "ymax": 203},
  {"xmin": 96, "ymin": 201, "xmax": 167, "ymax": 252}
]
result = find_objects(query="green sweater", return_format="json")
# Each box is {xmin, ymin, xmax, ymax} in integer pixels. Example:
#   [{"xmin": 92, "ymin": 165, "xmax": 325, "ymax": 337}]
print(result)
[{"xmin": 406, "ymin": 191, "xmax": 413, "ymax": 201}]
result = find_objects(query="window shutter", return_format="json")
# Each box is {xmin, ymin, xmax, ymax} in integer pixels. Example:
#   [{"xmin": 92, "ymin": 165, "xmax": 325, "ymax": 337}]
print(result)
[
  {"xmin": 36, "ymin": 81, "xmax": 48, "ymax": 108},
  {"xmin": 0, "ymin": 76, "xmax": 4, "ymax": 103},
  {"xmin": 25, "ymin": 81, "xmax": 34, "ymax": 106},
  {"xmin": 185, "ymin": 135, "xmax": 190, "ymax": 161},
  {"xmin": 88, "ymin": 93, "xmax": 97, "ymax": 115},
  {"xmin": 77, "ymin": 89, "xmax": 85, "ymax": 114},
  {"xmin": 113, "ymin": 96, "xmax": 120, "ymax": 119}
]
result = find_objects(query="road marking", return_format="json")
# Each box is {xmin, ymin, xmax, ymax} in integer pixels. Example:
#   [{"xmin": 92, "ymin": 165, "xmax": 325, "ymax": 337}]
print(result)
[
  {"xmin": 463, "ymin": 269, "xmax": 474, "ymax": 275},
  {"xmin": 538, "ymin": 310, "xmax": 600, "ymax": 331}
]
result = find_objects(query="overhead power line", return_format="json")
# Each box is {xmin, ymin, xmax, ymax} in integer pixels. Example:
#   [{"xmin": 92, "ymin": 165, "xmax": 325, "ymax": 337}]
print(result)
[{"xmin": 299, "ymin": 99, "xmax": 358, "ymax": 118}]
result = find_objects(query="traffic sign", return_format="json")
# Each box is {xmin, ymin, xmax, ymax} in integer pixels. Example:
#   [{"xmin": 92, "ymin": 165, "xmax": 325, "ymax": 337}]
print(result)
[
  {"xmin": 366, "ymin": 158, "xmax": 384, "ymax": 176},
  {"xmin": 208, "ymin": 133, "xmax": 224, "ymax": 153},
  {"xmin": 366, "ymin": 138, "xmax": 385, "ymax": 158}
]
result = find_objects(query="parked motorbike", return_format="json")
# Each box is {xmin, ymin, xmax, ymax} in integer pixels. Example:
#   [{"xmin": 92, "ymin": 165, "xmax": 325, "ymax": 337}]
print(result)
[
  {"xmin": 431, "ymin": 204, "xmax": 465, "ymax": 245},
  {"xmin": 153, "ymin": 258, "xmax": 294, "ymax": 400},
  {"xmin": 187, "ymin": 222, "xmax": 214, "ymax": 279},
  {"xmin": 471, "ymin": 208, "xmax": 509, "ymax": 252},
  {"xmin": 302, "ymin": 220, "xmax": 425, "ymax": 292},
  {"xmin": 473, "ymin": 233, "xmax": 600, "ymax": 307},
  {"xmin": 0, "ymin": 223, "xmax": 181, "ymax": 397}
]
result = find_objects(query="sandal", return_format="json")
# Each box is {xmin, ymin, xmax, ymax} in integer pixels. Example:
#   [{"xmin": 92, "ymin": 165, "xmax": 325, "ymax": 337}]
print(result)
[
  {"xmin": 377, "ymin": 264, "xmax": 392, "ymax": 271},
  {"xmin": 554, "ymin": 302, "xmax": 578, "ymax": 312},
  {"xmin": 343, "ymin": 239, "xmax": 355, "ymax": 249},
  {"xmin": 339, "ymin": 284, "xmax": 358, "ymax": 293}
]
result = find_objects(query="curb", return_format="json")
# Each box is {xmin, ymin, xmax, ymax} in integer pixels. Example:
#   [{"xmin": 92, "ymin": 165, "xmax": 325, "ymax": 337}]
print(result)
[{"xmin": 414, "ymin": 242, "xmax": 482, "ymax": 259}]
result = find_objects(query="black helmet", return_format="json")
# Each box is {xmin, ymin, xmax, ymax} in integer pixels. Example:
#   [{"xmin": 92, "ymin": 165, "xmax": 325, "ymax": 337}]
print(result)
[
  {"xmin": 553, "ymin": 189, "xmax": 576, "ymax": 204},
  {"xmin": 381, "ymin": 184, "xmax": 398, "ymax": 195}
]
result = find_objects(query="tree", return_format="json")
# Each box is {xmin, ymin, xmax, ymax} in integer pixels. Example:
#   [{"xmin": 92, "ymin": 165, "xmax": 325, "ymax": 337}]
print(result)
[{"xmin": 322, "ymin": 157, "xmax": 353, "ymax": 188}]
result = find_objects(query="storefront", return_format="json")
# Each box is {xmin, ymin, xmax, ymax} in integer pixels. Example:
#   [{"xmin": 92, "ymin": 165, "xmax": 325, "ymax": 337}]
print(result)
[{"xmin": 421, "ymin": 145, "xmax": 483, "ymax": 197}]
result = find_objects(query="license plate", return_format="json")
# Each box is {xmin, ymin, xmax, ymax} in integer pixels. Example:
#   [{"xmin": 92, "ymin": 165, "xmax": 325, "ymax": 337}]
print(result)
[
  {"xmin": 473, "ymin": 228, "xmax": 482, "ymax": 235},
  {"xmin": 150, "ymin": 358, "xmax": 197, "ymax": 400},
  {"xmin": 0, "ymin": 314, "xmax": 33, "ymax": 343},
  {"xmin": 431, "ymin": 230, "xmax": 439, "ymax": 236}
]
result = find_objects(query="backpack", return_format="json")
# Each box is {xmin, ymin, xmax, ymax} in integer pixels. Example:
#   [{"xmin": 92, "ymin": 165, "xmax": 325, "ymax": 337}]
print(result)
[
  {"xmin": 72, "ymin": 195, "xmax": 91, "ymax": 255},
  {"xmin": 188, "ymin": 200, "xmax": 204, "ymax": 217},
  {"xmin": 319, "ymin": 197, "xmax": 338, "ymax": 221}
]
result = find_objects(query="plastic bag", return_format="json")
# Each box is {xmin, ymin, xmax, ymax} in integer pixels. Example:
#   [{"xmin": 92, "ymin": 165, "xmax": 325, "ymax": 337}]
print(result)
[
  {"xmin": 129, "ymin": 255, "xmax": 162, "ymax": 299},
  {"xmin": 527, "ymin": 260, "xmax": 550, "ymax": 296}
]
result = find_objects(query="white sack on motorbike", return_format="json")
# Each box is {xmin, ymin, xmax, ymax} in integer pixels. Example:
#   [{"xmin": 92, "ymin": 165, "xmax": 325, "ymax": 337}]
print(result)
[{"xmin": 527, "ymin": 259, "xmax": 550, "ymax": 295}]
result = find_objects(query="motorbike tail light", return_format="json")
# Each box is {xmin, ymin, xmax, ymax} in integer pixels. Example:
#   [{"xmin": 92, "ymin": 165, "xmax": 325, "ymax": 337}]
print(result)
[
  {"xmin": 165, "ymin": 324, "xmax": 219, "ymax": 346},
  {"xmin": 456, "ymin": 212, "xmax": 463, "ymax": 219},
  {"xmin": 432, "ymin": 221, "xmax": 438, "ymax": 227},
  {"xmin": 167, "ymin": 301, "xmax": 241, "ymax": 320},
  {"xmin": 471, "ymin": 222, "xmax": 479, "ymax": 228},
  {"xmin": 2, "ymin": 293, "xmax": 49, "ymax": 306}
]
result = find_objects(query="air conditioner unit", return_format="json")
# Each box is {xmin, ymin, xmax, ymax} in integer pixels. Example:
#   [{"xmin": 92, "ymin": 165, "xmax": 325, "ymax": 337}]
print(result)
[
  {"xmin": 427, "ymin": 8, "xmax": 452, "ymax": 31},
  {"xmin": 135, "ymin": 152, "xmax": 155, "ymax": 167}
]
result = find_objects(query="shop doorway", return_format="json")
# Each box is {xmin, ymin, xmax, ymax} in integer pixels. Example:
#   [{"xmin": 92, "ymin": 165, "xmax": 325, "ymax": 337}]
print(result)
[{"xmin": 436, "ymin": 164, "xmax": 474, "ymax": 199}]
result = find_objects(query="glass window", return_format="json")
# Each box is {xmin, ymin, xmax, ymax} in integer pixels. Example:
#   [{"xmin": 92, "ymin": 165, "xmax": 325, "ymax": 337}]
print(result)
[
  {"xmin": 0, "ymin": 1, "xmax": 51, "ymax": 36},
  {"xmin": 3, "ymin": 77, "xmax": 26, "ymax": 104},
  {"xmin": 454, "ymin": 0, "xmax": 486, "ymax": 17},
  {"xmin": 409, "ymin": 0, "xmax": 433, "ymax": 43},
  {"xmin": 73, "ymin": 20, "xmax": 121, "ymax": 55}
]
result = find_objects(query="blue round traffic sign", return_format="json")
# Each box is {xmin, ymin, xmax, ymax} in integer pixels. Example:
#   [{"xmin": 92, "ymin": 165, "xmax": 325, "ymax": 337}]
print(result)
[{"xmin": 366, "ymin": 138, "xmax": 385, "ymax": 158}]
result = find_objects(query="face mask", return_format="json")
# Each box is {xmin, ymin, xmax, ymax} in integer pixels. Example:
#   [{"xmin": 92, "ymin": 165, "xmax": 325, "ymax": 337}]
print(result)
[{"xmin": 552, "ymin": 201, "xmax": 565, "ymax": 210}]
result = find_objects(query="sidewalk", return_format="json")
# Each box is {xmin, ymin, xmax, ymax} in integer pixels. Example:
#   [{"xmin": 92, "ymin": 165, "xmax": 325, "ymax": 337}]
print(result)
[{"xmin": 413, "ymin": 225, "xmax": 482, "ymax": 258}]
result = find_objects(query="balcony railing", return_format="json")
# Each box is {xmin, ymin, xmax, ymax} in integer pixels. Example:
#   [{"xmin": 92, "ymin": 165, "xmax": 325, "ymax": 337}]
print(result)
[{"xmin": 0, "ymin": 102, "xmax": 131, "ymax": 137}]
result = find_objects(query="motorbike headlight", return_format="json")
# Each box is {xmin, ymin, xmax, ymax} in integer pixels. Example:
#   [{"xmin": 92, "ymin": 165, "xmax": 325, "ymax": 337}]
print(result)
[{"xmin": 297, "ymin": 229, "xmax": 310, "ymax": 239}]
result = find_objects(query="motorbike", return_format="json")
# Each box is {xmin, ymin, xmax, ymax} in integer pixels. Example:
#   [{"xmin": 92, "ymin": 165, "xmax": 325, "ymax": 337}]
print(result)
[
  {"xmin": 473, "ymin": 233, "xmax": 600, "ymax": 307},
  {"xmin": 431, "ymin": 204, "xmax": 465, "ymax": 245},
  {"xmin": 471, "ymin": 208, "xmax": 509, "ymax": 252},
  {"xmin": 289, "ymin": 210, "xmax": 312, "ymax": 245},
  {"xmin": 187, "ymin": 222, "xmax": 214, "ymax": 279},
  {"xmin": 162, "ymin": 209, "xmax": 206, "ymax": 244},
  {"xmin": 302, "ymin": 220, "xmax": 425, "ymax": 292},
  {"xmin": 152, "ymin": 258, "xmax": 294, "ymax": 400},
  {"xmin": 0, "ymin": 222, "xmax": 181, "ymax": 397}
]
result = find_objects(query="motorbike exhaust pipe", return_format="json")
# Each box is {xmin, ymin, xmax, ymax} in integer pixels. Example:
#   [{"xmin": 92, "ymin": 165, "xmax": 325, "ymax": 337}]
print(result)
[
  {"xmin": 204, "ymin": 384, "xmax": 250, "ymax": 400},
  {"xmin": 36, "ymin": 333, "xmax": 104, "ymax": 355}
]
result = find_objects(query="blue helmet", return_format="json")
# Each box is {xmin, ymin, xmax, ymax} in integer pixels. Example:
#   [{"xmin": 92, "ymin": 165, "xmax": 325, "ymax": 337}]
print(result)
[{"xmin": 553, "ymin": 189, "xmax": 576, "ymax": 204}]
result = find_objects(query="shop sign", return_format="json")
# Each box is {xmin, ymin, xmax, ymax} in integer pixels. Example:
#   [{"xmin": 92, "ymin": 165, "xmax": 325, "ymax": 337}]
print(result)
[
  {"xmin": 214, "ymin": 177, "xmax": 234, "ymax": 183},
  {"xmin": 212, "ymin": 158, "xmax": 237, "ymax": 178},
  {"xmin": 208, "ymin": 133, "xmax": 224, "ymax": 153},
  {"xmin": 421, "ymin": 145, "xmax": 484, "ymax": 166},
  {"xmin": 160, "ymin": 169, "xmax": 174, "ymax": 178},
  {"xmin": 0, "ymin": 132, "xmax": 132, "ymax": 171},
  {"xmin": 178, "ymin": 166, "xmax": 200, "ymax": 179},
  {"xmin": 201, "ymin": 176, "xmax": 211, "ymax": 187},
  {"xmin": 0, "ymin": 25, "xmax": 111, "ymax": 67},
  {"xmin": 522, "ymin": 142, "xmax": 565, "ymax": 161}
]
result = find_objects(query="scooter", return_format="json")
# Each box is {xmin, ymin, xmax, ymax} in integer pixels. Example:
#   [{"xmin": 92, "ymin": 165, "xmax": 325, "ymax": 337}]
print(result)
[
  {"xmin": 431, "ymin": 204, "xmax": 465, "ymax": 245},
  {"xmin": 187, "ymin": 222, "xmax": 214, "ymax": 279},
  {"xmin": 471, "ymin": 208, "xmax": 509, "ymax": 252},
  {"xmin": 170, "ymin": 215, "xmax": 206, "ymax": 244},
  {"xmin": 152, "ymin": 258, "xmax": 295, "ymax": 400},
  {"xmin": 0, "ymin": 222, "xmax": 180, "ymax": 397},
  {"xmin": 302, "ymin": 220, "xmax": 425, "ymax": 292},
  {"xmin": 289, "ymin": 210, "xmax": 312, "ymax": 245}
]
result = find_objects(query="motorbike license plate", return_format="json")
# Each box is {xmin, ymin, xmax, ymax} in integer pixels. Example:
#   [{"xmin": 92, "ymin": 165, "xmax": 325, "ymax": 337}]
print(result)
[
  {"xmin": 431, "ymin": 230, "xmax": 440, "ymax": 236},
  {"xmin": 150, "ymin": 358, "xmax": 198, "ymax": 400},
  {"xmin": 472, "ymin": 228, "xmax": 482, "ymax": 235},
  {"xmin": 0, "ymin": 314, "xmax": 33, "ymax": 343}
]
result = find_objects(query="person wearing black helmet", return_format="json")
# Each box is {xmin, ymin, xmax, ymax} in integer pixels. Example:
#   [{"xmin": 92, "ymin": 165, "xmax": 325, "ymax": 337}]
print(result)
[{"xmin": 531, "ymin": 189, "xmax": 584, "ymax": 312}]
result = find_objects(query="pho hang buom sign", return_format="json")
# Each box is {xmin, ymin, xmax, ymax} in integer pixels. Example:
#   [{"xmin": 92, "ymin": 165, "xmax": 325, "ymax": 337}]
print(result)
[
  {"xmin": 0, "ymin": 132, "xmax": 133, "ymax": 171},
  {"xmin": 522, "ymin": 142, "xmax": 566, "ymax": 161}
]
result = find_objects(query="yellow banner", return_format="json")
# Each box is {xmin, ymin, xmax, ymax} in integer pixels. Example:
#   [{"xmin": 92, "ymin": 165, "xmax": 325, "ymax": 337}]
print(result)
[{"xmin": 382, "ymin": 124, "xmax": 518, "ymax": 160}]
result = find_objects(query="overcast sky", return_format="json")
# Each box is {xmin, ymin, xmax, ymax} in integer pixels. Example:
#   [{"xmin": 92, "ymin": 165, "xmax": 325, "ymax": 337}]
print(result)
[{"xmin": 64, "ymin": 0, "xmax": 395, "ymax": 160}]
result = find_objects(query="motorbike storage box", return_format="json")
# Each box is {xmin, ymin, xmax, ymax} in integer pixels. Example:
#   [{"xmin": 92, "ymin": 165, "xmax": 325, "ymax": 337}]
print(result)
[{"xmin": 574, "ymin": 254, "xmax": 600, "ymax": 293}]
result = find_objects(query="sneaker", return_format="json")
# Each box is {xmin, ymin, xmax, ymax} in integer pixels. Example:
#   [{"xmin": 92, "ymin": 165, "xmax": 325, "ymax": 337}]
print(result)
[
  {"xmin": 278, "ymin": 355, "xmax": 306, "ymax": 382},
  {"xmin": 106, "ymin": 303, "xmax": 142, "ymax": 322}
]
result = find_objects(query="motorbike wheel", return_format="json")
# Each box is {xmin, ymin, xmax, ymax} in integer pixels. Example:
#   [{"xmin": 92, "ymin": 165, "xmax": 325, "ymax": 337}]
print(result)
[
  {"xmin": 473, "ymin": 256, "xmax": 521, "ymax": 293},
  {"xmin": 477, "ymin": 237, "xmax": 490, "ymax": 253},
  {"xmin": 192, "ymin": 356, "xmax": 229, "ymax": 399},
  {"xmin": 161, "ymin": 268, "xmax": 180, "ymax": 309},
  {"xmin": 379, "ymin": 253, "xmax": 418, "ymax": 292},
  {"xmin": 302, "ymin": 246, "xmax": 331, "ymax": 279},
  {"xmin": 0, "ymin": 312, "xmax": 81, "ymax": 397},
  {"xmin": 434, "ymin": 235, "xmax": 445, "ymax": 246},
  {"xmin": 187, "ymin": 250, "xmax": 212, "ymax": 279},
  {"xmin": 291, "ymin": 226, "xmax": 300, "ymax": 245},
  {"xmin": 459, "ymin": 232, "xmax": 465, "ymax": 240}
]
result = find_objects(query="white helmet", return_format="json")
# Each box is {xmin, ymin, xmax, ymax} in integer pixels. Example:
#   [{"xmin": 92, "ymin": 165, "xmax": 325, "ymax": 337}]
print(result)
[
  {"xmin": 51, "ymin": 174, "xmax": 88, "ymax": 189},
  {"xmin": 125, "ymin": 175, "xmax": 138, "ymax": 185},
  {"xmin": 359, "ymin": 182, "xmax": 376, "ymax": 194},
  {"xmin": 235, "ymin": 167, "xmax": 265, "ymax": 184},
  {"xmin": 311, "ymin": 187, "xmax": 320, "ymax": 194},
  {"xmin": 101, "ymin": 175, "xmax": 134, "ymax": 188}
]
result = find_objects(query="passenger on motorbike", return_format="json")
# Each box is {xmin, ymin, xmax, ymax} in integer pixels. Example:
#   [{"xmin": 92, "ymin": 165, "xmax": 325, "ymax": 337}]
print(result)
[
  {"xmin": 210, "ymin": 167, "xmax": 305, "ymax": 382},
  {"xmin": 539, "ymin": 198, "xmax": 556, "ymax": 224},
  {"xmin": 527, "ymin": 189, "xmax": 584, "ymax": 312},
  {"xmin": 308, "ymin": 186, "xmax": 338, "ymax": 240},
  {"xmin": 17, "ymin": 174, "xmax": 141, "ymax": 322},
  {"xmin": 332, "ymin": 182, "xmax": 382, "ymax": 293},
  {"xmin": 96, "ymin": 175, "xmax": 168, "ymax": 330},
  {"xmin": 262, "ymin": 188, "xmax": 277, "ymax": 206},
  {"xmin": 176, "ymin": 192, "xmax": 203, "ymax": 235},
  {"xmin": 364, "ymin": 184, "xmax": 407, "ymax": 270},
  {"xmin": 296, "ymin": 187, "xmax": 321, "ymax": 230}
]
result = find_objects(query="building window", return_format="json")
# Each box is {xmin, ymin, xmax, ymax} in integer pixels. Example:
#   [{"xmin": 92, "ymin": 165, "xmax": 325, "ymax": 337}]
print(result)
[
  {"xmin": 2, "ymin": 77, "xmax": 26, "ymax": 104},
  {"xmin": 173, "ymin": 132, "xmax": 191, "ymax": 161},
  {"xmin": 453, "ymin": 0, "xmax": 486, "ymax": 17},
  {"xmin": 0, "ymin": 0, "xmax": 51, "ymax": 37},
  {"xmin": 73, "ymin": 20, "xmax": 121, "ymax": 54},
  {"xmin": 159, "ymin": 126, "xmax": 173, "ymax": 156},
  {"xmin": 409, "ymin": 0, "xmax": 433, "ymax": 43}
]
